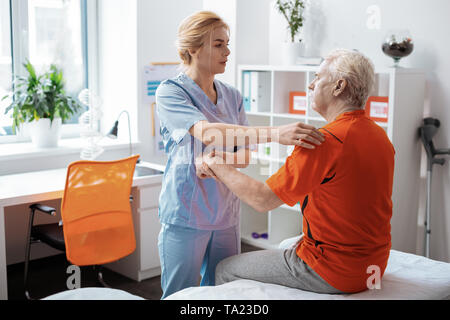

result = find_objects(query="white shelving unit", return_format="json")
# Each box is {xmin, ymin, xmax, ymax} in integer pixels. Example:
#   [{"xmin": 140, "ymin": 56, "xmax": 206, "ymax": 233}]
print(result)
[{"xmin": 237, "ymin": 64, "xmax": 425, "ymax": 253}]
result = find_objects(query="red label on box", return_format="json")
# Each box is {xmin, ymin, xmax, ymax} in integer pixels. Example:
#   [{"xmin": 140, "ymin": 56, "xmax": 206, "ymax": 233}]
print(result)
[
  {"xmin": 289, "ymin": 91, "xmax": 307, "ymax": 115},
  {"xmin": 365, "ymin": 96, "xmax": 389, "ymax": 122}
]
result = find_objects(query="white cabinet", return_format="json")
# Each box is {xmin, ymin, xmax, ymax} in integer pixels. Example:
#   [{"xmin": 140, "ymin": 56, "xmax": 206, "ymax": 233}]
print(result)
[
  {"xmin": 139, "ymin": 208, "xmax": 160, "ymax": 271},
  {"xmin": 238, "ymin": 64, "xmax": 425, "ymax": 253},
  {"xmin": 105, "ymin": 174, "xmax": 163, "ymax": 281}
]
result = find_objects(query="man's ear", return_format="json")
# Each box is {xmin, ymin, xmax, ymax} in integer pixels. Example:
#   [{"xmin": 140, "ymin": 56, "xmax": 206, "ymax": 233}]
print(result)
[{"xmin": 333, "ymin": 79, "xmax": 347, "ymax": 97}]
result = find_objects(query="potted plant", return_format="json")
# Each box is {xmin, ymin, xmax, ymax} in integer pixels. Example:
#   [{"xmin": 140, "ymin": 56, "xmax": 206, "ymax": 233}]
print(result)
[
  {"xmin": 275, "ymin": 0, "xmax": 305, "ymax": 65},
  {"xmin": 2, "ymin": 61, "xmax": 82, "ymax": 148}
]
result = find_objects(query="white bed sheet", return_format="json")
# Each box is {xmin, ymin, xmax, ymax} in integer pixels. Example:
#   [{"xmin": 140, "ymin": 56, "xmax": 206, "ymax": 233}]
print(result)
[{"xmin": 165, "ymin": 250, "xmax": 450, "ymax": 300}]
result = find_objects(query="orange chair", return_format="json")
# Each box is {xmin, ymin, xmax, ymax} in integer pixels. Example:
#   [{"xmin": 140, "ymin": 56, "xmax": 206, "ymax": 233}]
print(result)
[{"xmin": 24, "ymin": 155, "xmax": 139, "ymax": 299}]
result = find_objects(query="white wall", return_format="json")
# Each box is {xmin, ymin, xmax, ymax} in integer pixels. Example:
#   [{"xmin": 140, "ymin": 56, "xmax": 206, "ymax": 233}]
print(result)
[
  {"xmin": 203, "ymin": 0, "xmax": 273, "ymax": 86},
  {"xmin": 99, "ymin": 0, "xmax": 205, "ymax": 165},
  {"xmin": 202, "ymin": 0, "xmax": 237, "ymax": 86},
  {"xmin": 236, "ymin": 0, "xmax": 272, "ymax": 66},
  {"xmin": 135, "ymin": 0, "xmax": 203, "ymax": 165},
  {"xmin": 98, "ymin": 0, "xmax": 138, "ymax": 144}
]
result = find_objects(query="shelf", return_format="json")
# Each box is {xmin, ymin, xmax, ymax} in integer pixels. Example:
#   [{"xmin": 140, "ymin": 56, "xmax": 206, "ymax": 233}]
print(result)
[
  {"xmin": 375, "ymin": 121, "xmax": 388, "ymax": 128},
  {"xmin": 246, "ymin": 111, "xmax": 388, "ymax": 128},
  {"xmin": 272, "ymin": 113, "xmax": 307, "ymax": 120},
  {"xmin": 308, "ymin": 116, "xmax": 327, "ymax": 122},
  {"xmin": 238, "ymin": 64, "xmax": 319, "ymax": 73},
  {"xmin": 241, "ymin": 233, "xmax": 280, "ymax": 250},
  {"xmin": 245, "ymin": 111, "xmax": 272, "ymax": 117},
  {"xmin": 245, "ymin": 111, "xmax": 328, "ymax": 122},
  {"xmin": 0, "ymin": 138, "xmax": 142, "ymax": 162},
  {"xmin": 251, "ymin": 153, "xmax": 285, "ymax": 163},
  {"xmin": 239, "ymin": 64, "xmax": 424, "ymax": 76},
  {"xmin": 280, "ymin": 203, "xmax": 301, "ymax": 213}
]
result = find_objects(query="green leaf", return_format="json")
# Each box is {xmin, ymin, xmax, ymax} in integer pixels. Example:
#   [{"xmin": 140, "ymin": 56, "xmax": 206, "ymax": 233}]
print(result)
[
  {"xmin": 6, "ymin": 60, "xmax": 81, "ymax": 127},
  {"xmin": 23, "ymin": 60, "xmax": 37, "ymax": 81},
  {"xmin": 275, "ymin": 0, "xmax": 305, "ymax": 42}
]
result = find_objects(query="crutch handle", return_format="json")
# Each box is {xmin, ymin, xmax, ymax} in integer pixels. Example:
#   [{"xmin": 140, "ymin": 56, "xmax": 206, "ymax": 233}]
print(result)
[
  {"xmin": 435, "ymin": 148, "xmax": 450, "ymax": 155},
  {"xmin": 433, "ymin": 158, "xmax": 445, "ymax": 166}
]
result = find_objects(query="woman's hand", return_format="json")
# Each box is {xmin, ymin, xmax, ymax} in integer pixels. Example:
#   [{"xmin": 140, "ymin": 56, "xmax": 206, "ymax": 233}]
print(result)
[
  {"xmin": 195, "ymin": 150, "xmax": 222, "ymax": 179},
  {"xmin": 195, "ymin": 153, "xmax": 217, "ymax": 179},
  {"xmin": 275, "ymin": 122, "xmax": 325, "ymax": 149},
  {"xmin": 202, "ymin": 150, "xmax": 220, "ymax": 170}
]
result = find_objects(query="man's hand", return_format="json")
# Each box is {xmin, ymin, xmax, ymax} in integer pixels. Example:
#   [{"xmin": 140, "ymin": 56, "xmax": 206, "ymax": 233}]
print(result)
[{"xmin": 275, "ymin": 122, "xmax": 325, "ymax": 149}]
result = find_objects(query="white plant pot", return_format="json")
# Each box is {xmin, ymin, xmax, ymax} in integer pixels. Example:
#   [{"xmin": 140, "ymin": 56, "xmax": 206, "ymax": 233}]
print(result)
[
  {"xmin": 282, "ymin": 42, "xmax": 305, "ymax": 65},
  {"xmin": 30, "ymin": 118, "xmax": 62, "ymax": 148}
]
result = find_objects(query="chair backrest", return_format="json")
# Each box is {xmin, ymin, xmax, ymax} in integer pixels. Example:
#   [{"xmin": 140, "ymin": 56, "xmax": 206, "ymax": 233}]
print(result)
[{"xmin": 61, "ymin": 155, "xmax": 139, "ymax": 266}]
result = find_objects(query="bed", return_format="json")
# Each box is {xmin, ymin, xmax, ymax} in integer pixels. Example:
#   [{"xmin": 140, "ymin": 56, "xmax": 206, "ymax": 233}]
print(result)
[{"xmin": 165, "ymin": 237, "xmax": 450, "ymax": 300}]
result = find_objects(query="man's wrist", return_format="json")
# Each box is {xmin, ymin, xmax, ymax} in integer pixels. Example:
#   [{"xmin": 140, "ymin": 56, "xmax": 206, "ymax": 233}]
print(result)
[
  {"xmin": 267, "ymin": 126, "xmax": 277, "ymax": 143},
  {"xmin": 207, "ymin": 155, "xmax": 221, "ymax": 170},
  {"xmin": 209, "ymin": 157, "xmax": 233, "ymax": 175}
]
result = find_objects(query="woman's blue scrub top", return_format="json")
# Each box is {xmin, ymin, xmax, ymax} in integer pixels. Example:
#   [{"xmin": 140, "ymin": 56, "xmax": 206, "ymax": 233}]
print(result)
[{"xmin": 156, "ymin": 72, "xmax": 249, "ymax": 230}]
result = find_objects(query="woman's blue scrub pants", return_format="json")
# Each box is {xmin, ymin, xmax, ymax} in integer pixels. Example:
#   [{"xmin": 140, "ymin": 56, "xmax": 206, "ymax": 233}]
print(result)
[{"xmin": 158, "ymin": 223, "xmax": 240, "ymax": 299}]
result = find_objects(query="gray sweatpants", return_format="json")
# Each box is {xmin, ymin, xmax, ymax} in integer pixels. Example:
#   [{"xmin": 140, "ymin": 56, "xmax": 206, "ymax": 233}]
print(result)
[{"xmin": 215, "ymin": 248, "xmax": 345, "ymax": 294}]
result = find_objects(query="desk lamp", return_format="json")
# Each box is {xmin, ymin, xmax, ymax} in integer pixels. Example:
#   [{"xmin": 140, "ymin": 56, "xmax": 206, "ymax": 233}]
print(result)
[{"xmin": 107, "ymin": 110, "xmax": 139, "ymax": 162}]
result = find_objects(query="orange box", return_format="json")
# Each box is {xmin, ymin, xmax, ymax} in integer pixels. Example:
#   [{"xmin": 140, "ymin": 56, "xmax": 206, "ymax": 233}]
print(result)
[
  {"xmin": 365, "ymin": 96, "xmax": 389, "ymax": 122},
  {"xmin": 289, "ymin": 91, "xmax": 307, "ymax": 115}
]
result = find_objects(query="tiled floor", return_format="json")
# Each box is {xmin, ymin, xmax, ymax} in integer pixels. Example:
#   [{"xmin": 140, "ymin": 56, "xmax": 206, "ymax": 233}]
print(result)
[{"xmin": 7, "ymin": 242, "xmax": 262, "ymax": 300}]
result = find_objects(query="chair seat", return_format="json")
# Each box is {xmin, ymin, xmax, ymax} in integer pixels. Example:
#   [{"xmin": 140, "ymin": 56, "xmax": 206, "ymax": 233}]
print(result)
[{"xmin": 31, "ymin": 223, "xmax": 66, "ymax": 251}]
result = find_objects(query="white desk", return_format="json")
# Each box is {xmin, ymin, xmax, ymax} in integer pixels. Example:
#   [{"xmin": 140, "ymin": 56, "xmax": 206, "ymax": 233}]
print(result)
[{"xmin": 0, "ymin": 161, "xmax": 165, "ymax": 300}]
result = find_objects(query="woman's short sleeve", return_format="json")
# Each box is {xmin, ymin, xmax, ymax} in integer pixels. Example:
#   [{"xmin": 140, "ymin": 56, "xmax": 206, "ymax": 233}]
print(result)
[{"xmin": 156, "ymin": 82, "xmax": 207, "ymax": 144}]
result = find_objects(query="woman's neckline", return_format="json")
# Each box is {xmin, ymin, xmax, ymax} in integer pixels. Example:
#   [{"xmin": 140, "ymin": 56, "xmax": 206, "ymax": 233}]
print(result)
[{"xmin": 181, "ymin": 72, "xmax": 221, "ymax": 107}]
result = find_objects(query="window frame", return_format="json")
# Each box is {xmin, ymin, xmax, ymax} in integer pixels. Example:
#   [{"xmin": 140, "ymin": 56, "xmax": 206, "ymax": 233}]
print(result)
[{"xmin": 0, "ymin": 0, "xmax": 98, "ymax": 144}]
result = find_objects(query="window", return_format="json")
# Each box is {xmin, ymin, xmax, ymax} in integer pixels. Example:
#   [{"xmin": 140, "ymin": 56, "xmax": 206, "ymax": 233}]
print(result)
[
  {"xmin": 1, "ymin": 0, "xmax": 95, "ymax": 143},
  {"xmin": 0, "ymin": 0, "xmax": 13, "ymax": 136}
]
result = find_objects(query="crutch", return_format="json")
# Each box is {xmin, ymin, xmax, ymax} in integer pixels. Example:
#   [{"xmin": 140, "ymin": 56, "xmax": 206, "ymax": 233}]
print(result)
[{"xmin": 418, "ymin": 117, "xmax": 450, "ymax": 258}]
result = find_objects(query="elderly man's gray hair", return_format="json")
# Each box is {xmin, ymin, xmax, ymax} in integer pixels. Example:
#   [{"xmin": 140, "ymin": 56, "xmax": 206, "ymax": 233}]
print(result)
[{"xmin": 325, "ymin": 49, "xmax": 375, "ymax": 108}]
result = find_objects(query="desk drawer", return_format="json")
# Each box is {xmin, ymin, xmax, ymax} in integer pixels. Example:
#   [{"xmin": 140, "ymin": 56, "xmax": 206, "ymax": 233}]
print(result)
[{"xmin": 139, "ymin": 185, "xmax": 161, "ymax": 209}]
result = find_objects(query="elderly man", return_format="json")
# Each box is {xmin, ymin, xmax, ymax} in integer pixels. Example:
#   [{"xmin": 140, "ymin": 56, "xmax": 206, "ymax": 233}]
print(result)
[{"xmin": 199, "ymin": 49, "xmax": 395, "ymax": 294}]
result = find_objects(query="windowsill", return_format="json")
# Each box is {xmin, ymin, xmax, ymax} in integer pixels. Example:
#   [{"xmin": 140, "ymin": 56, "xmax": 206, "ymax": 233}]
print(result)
[{"xmin": 0, "ymin": 137, "xmax": 141, "ymax": 161}]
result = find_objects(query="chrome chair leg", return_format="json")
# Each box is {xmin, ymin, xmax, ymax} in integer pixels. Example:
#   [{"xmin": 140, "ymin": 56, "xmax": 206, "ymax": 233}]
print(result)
[
  {"xmin": 96, "ymin": 265, "xmax": 110, "ymax": 288},
  {"xmin": 24, "ymin": 208, "xmax": 36, "ymax": 300},
  {"xmin": 25, "ymin": 290, "xmax": 32, "ymax": 300}
]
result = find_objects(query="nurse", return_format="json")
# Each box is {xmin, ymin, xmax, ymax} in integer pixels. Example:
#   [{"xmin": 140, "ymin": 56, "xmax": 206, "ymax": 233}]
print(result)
[{"xmin": 156, "ymin": 10, "xmax": 324, "ymax": 299}]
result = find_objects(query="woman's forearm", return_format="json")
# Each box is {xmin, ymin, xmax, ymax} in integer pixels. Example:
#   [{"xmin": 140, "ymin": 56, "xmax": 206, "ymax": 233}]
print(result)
[
  {"xmin": 189, "ymin": 120, "xmax": 324, "ymax": 149},
  {"xmin": 189, "ymin": 121, "xmax": 277, "ymax": 147}
]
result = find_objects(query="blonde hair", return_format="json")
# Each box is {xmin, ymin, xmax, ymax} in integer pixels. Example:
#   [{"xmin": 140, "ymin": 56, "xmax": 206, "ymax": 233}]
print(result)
[
  {"xmin": 325, "ymin": 49, "xmax": 375, "ymax": 108},
  {"xmin": 176, "ymin": 11, "xmax": 229, "ymax": 66}
]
